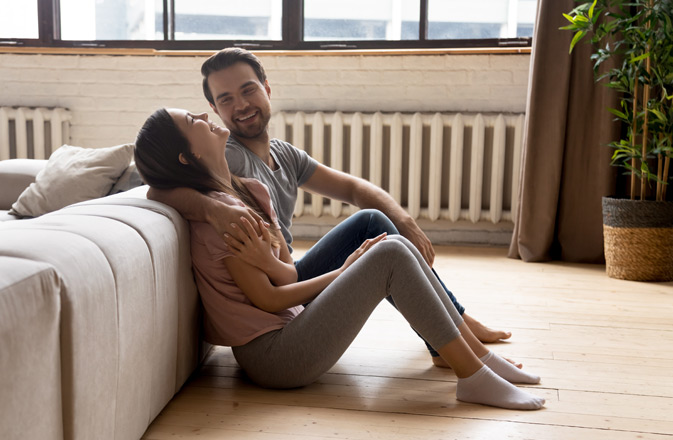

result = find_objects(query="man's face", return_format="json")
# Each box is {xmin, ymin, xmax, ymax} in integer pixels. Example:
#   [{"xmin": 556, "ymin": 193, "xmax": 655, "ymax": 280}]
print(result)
[{"xmin": 207, "ymin": 62, "xmax": 272, "ymax": 140}]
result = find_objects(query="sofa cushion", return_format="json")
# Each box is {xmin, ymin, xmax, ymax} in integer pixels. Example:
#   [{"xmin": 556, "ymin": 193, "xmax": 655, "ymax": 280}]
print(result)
[
  {"xmin": 0, "ymin": 227, "xmax": 119, "ymax": 440},
  {"xmin": 0, "ymin": 257, "xmax": 62, "ymax": 440},
  {"xmin": 9, "ymin": 144, "xmax": 133, "ymax": 218}
]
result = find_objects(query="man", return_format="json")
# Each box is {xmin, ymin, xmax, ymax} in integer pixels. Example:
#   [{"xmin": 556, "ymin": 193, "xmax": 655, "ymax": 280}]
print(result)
[{"xmin": 148, "ymin": 48, "xmax": 512, "ymax": 367}]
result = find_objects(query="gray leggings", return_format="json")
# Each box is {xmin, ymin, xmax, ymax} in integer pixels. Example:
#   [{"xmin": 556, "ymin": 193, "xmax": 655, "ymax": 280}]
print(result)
[{"xmin": 232, "ymin": 236, "xmax": 464, "ymax": 388}]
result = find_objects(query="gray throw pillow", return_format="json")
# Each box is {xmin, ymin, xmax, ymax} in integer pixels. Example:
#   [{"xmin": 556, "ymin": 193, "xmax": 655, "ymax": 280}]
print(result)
[{"xmin": 9, "ymin": 143, "xmax": 134, "ymax": 218}]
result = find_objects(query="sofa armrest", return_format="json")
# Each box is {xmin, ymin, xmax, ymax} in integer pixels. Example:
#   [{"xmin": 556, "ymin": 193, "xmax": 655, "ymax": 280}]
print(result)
[{"xmin": 0, "ymin": 159, "xmax": 48, "ymax": 210}]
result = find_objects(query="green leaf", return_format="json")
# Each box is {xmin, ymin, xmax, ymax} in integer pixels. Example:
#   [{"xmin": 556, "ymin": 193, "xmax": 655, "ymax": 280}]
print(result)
[
  {"xmin": 630, "ymin": 52, "xmax": 651, "ymax": 63},
  {"xmin": 562, "ymin": 13, "xmax": 577, "ymax": 24},
  {"xmin": 588, "ymin": 0, "xmax": 598, "ymax": 20},
  {"xmin": 649, "ymin": 108, "xmax": 667, "ymax": 122},
  {"xmin": 607, "ymin": 107, "xmax": 628, "ymax": 119},
  {"xmin": 570, "ymin": 31, "xmax": 587, "ymax": 53}
]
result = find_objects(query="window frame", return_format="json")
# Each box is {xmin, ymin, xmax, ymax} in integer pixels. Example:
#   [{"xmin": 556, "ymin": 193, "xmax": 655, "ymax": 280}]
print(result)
[{"xmin": 0, "ymin": 0, "xmax": 533, "ymax": 51}]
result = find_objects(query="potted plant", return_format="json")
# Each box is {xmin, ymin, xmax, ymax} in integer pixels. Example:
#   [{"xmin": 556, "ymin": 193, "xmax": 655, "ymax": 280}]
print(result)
[{"xmin": 561, "ymin": 0, "xmax": 673, "ymax": 281}]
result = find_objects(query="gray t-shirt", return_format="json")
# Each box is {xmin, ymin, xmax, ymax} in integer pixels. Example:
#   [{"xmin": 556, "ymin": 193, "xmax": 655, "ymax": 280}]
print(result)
[{"xmin": 225, "ymin": 136, "xmax": 318, "ymax": 249}]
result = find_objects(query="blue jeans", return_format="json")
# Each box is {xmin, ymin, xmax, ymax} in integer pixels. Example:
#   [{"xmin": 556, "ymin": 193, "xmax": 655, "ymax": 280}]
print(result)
[{"xmin": 294, "ymin": 209, "xmax": 465, "ymax": 357}]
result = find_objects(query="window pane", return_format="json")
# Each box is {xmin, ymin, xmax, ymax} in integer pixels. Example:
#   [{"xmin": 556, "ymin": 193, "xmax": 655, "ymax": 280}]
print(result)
[
  {"xmin": 60, "ymin": 0, "xmax": 161, "ymax": 40},
  {"xmin": 174, "ymin": 0, "xmax": 282, "ymax": 40},
  {"xmin": 304, "ymin": 0, "xmax": 420, "ymax": 41},
  {"xmin": 428, "ymin": 0, "xmax": 537, "ymax": 39},
  {"xmin": 0, "ymin": 0, "xmax": 38, "ymax": 39}
]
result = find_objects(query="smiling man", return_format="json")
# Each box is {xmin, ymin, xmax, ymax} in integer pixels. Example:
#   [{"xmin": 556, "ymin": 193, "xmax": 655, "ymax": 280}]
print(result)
[{"xmin": 147, "ymin": 48, "xmax": 513, "ymax": 367}]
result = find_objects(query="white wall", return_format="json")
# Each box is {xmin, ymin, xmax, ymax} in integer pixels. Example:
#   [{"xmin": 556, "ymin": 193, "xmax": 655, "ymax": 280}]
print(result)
[{"xmin": 0, "ymin": 52, "xmax": 530, "ymax": 149}]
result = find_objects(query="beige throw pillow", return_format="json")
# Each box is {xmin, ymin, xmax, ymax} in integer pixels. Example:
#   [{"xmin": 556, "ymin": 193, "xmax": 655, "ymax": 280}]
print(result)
[{"xmin": 9, "ymin": 143, "xmax": 134, "ymax": 218}]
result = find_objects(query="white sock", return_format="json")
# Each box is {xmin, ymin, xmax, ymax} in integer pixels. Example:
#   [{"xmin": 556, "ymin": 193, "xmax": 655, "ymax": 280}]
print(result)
[
  {"xmin": 456, "ymin": 365, "xmax": 545, "ymax": 410},
  {"xmin": 480, "ymin": 351, "xmax": 540, "ymax": 384}
]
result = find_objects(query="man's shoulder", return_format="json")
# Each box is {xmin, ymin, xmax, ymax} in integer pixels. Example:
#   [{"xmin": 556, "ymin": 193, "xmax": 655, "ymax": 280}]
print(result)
[
  {"xmin": 226, "ymin": 137, "xmax": 247, "ymax": 153},
  {"xmin": 270, "ymin": 138, "xmax": 297, "ymax": 152}
]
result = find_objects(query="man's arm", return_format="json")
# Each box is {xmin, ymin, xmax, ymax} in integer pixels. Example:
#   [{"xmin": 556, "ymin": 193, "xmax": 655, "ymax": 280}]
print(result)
[
  {"xmin": 301, "ymin": 164, "xmax": 435, "ymax": 266},
  {"xmin": 147, "ymin": 187, "xmax": 262, "ymax": 237}
]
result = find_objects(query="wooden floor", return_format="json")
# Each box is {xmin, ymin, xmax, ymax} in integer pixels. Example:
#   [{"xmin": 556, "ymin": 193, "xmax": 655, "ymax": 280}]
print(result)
[{"xmin": 143, "ymin": 242, "xmax": 673, "ymax": 440}]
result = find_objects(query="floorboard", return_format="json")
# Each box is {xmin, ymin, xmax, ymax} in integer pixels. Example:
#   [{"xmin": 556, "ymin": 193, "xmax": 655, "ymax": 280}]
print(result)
[{"xmin": 143, "ymin": 243, "xmax": 673, "ymax": 440}]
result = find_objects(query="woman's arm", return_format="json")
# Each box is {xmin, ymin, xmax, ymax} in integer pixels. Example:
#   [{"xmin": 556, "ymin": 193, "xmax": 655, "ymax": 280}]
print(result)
[
  {"xmin": 224, "ymin": 257, "xmax": 339, "ymax": 313},
  {"xmin": 224, "ymin": 218, "xmax": 297, "ymax": 286},
  {"xmin": 224, "ymin": 233, "xmax": 387, "ymax": 313}
]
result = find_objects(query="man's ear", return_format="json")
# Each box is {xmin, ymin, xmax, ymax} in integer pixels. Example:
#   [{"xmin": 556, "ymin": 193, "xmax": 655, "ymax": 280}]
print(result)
[
  {"xmin": 178, "ymin": 153, "xmax": 189, "ymax": 165},
  {"xmin": 209, "ymin": 101, "xmax": 220, "ymax": 117},
  {"xmin": 264, "ymin": 80, "xmax": 271, "ymax": 98}
]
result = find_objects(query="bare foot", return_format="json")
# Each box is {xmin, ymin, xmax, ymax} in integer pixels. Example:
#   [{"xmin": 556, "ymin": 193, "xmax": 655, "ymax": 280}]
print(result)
[
  {"xmin": 463, "ymin": 313, "xmax": 512, "ymax": 343},
  {"xmin": 432, "ymin": 356, "xmax": 451, "ymax": 368},
  {"xmin": 432, "ymin": 355, "xmax": 522, "ymax": 369}
]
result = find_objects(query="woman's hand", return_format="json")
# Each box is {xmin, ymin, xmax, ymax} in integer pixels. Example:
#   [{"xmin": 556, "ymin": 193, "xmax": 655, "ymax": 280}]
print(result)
[
  {"xmin": 341, "ymin": 233, "xmax": 387, "ymax": 272},
  {"xmin": 224, "ymin": 218, "xmax": 276, "ymax": 271}
]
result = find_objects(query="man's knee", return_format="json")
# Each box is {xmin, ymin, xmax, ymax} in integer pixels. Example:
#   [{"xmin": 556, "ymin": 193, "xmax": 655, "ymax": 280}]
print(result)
[{"xmin": 356, "ymin": 209, "xmax": 399, "ymax": 236}]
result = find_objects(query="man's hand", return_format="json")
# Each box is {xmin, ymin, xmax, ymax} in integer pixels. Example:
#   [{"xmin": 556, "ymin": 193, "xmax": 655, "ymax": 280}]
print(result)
[
  {"xmin": 147, "ymin": 187, "xmax": 264, "ymax": 240},
  {"xmin": 397, "ymin": 219, "xmax": 435, "ymax": 267},
  {"xmin": 223, "ymin": 218, "xmax": 276, "ymax": 271},
  {"xmin": 206, "ymin": 202, "xmax": 265, "ymax": 240},
  {"xmin": 301, "ymin": 165, "xmax": 436, "ymax": 266}
]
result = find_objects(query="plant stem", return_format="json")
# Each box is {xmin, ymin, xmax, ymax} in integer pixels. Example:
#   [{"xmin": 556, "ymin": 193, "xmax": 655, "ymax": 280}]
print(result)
[
  {"xmin": 663, "ymin": 155, "xmax": 670, "ymax": 200},
  {"xmin": 664, "ymin": 134, "xmax": 671, "ymax": 201},
  {"xmin": 657, "ymin": 151, "xmax": 663, "ymax": 201},
  {"xmin": 641, "ymin": 0, "xmax": 653, "ymax": 201},
  {"xmin": 631, "ymin": 76, "xmax": 639, "ymax": 200}
]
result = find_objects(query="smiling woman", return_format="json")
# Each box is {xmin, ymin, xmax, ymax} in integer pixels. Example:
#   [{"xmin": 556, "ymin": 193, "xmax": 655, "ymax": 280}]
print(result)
[
  {"xmin": 0, "ymin": 0, "xmax": 536, "ymax": 51},
  {"xmin": 172, "ymin": 109, "xmax": 231, "ymax": 178}
]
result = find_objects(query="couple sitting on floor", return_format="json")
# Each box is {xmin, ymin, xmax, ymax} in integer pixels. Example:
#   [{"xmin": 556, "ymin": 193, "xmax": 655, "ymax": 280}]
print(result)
[{"xmin": 134, "ymin": 47, "xmax": 545, "ymax": 410}]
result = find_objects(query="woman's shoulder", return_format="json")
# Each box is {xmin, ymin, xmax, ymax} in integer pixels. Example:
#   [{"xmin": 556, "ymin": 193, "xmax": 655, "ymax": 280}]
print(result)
[{"xmin": 239, "ymin": 177, "xmax": 272, "ymax": 198}]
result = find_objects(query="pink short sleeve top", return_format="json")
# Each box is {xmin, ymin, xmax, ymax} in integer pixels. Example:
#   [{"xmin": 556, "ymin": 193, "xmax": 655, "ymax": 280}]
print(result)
[{"xmin": 189, "ymin": 178, "xmax": 303, "ymax": 347}]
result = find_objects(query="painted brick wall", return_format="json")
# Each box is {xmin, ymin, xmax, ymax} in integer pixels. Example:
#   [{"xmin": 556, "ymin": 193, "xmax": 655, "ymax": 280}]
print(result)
[{"xmin": 0, "ymin": 52, "xmax": 530, "ymax": 149}]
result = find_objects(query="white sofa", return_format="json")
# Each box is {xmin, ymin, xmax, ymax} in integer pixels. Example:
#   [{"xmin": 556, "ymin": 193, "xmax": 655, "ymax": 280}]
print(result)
[{"xmin": 0, "ymin": 159, "xmax": 205, "ymax": 440}]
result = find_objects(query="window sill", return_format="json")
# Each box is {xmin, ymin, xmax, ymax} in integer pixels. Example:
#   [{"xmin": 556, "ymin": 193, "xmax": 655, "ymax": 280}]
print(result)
[{"xmin": 0, "ymin": 46, "xmax": 531, "ymax": 57}]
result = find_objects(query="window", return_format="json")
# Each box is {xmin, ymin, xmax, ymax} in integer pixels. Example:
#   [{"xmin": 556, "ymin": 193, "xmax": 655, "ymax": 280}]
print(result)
[
  {"xmin": 0, "ymin": 0, "xmax": 38, "ymax": 39},
  {"xmin": 0, "ymin": 0, "xmax": 535, "ymax": 50},
  {"xmin": 428, "ymin": 0, "xmax": 536, "ymax": 40},
  {"xmin": 303, "ymin": 0, "xmax": 420, "ymax": 42},
  {"xmin": 59, "ymin": 0, "xmax": 159, "ymax": 41},
  {"xmin": 174, "ymin": 1, "xmax": 282, "ymax": 41}
]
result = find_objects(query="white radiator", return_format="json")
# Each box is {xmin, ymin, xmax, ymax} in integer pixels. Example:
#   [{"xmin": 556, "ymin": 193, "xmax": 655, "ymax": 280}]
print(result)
[
  {"xmin": 270, "ymin": 111, "xmax": 524, "ymax": 226},
  {"xmin": 0, "ymin": 107, "xmax": 72, "ymax": 160}
]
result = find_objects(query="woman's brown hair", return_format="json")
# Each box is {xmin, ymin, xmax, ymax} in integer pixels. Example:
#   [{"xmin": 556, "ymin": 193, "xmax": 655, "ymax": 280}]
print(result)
[{"xmin": 135, "ymin": 108, "xmax": 280, "ymax": 247}]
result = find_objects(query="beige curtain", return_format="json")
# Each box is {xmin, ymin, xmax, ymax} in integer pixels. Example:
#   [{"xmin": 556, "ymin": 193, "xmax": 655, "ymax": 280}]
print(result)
[{"xmin": 508, "ymin": 0, "xmax": 620, "ymax": 263}]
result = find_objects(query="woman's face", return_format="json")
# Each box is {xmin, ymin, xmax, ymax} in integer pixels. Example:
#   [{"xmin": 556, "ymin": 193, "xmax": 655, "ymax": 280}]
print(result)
[{"xmin": 168, "ymin": 108, "xmax": 230, "ymax": 171}]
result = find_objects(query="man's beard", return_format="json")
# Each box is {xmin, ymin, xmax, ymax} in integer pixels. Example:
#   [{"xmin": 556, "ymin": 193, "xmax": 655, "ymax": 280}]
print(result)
[{"xmin": 230, "ymin": 110, "xmax": 271, "ymax": 140}]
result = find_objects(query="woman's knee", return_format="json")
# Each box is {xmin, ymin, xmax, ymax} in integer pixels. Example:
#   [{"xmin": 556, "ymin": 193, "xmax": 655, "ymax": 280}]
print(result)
[
  {"xmin": 371, "ymin": 238, "xmax": 416, "ymax": 264},
  {"xmin": 385, "ymin": 234, "xmax": 414, "ymax": 248}
]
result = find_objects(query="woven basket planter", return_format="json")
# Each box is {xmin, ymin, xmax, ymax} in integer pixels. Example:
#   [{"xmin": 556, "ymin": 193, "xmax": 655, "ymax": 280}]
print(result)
[{"xmin": 602, "ymin": 197, "xmax": 673, "ymax": 281}]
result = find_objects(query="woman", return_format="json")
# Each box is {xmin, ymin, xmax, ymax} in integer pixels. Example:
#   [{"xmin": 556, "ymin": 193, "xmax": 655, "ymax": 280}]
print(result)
[{"xmin": 135, "ymin": 108, "xmax": 545, "ymax": 410}]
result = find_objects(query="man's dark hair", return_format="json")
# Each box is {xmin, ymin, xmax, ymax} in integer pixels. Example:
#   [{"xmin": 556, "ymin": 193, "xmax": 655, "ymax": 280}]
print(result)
[{"xmin": 201, "ymin": 47, "xmax": 267, "ymax": 106}]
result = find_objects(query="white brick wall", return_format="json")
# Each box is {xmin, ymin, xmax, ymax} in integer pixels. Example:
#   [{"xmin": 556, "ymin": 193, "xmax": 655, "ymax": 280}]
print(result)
[{"xmin": 0, "ymin": 52, "xmax": 530, "ymax": 149}]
